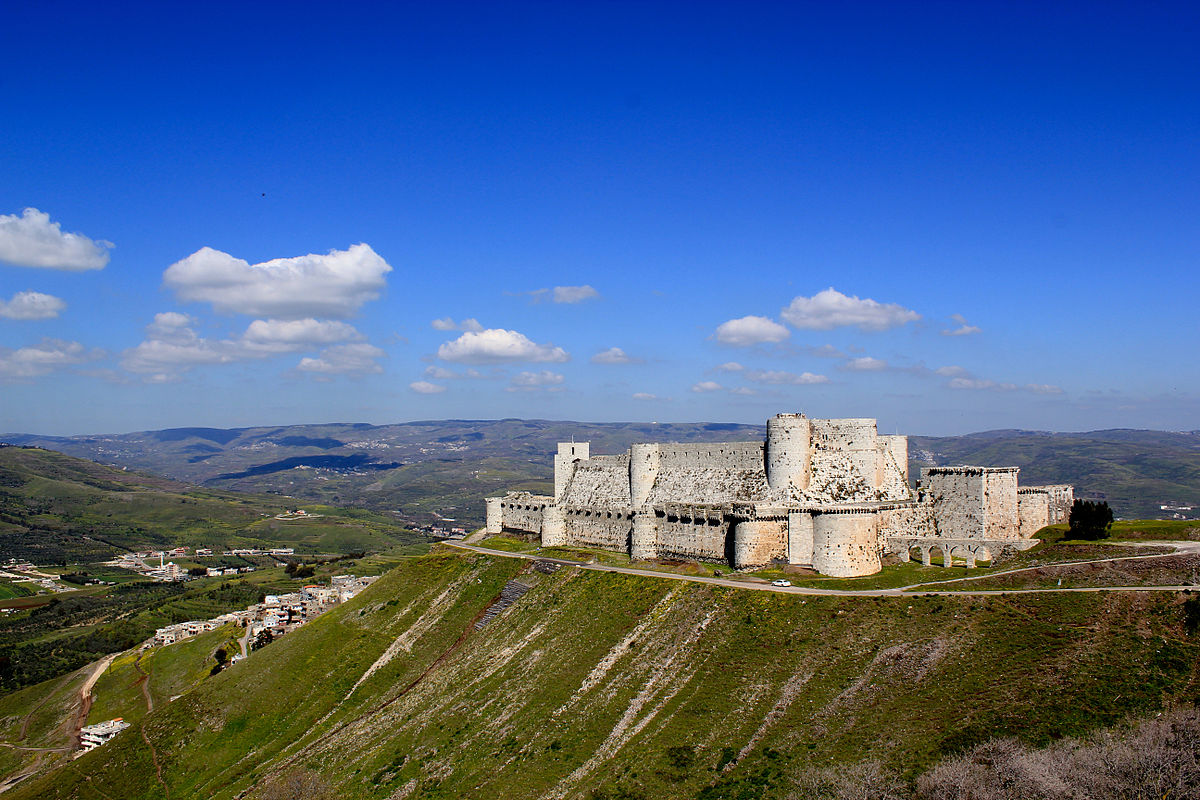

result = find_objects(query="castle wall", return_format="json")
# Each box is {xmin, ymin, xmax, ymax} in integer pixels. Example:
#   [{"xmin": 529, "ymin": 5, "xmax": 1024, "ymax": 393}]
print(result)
[
  {"xmin": 811, "ymin": 418, "xmax": 881, "ymax": 488},
  {"xmin": 630, "ymin": 443, "xmax": 661, "ymax": 507},
  {"xmin": 652, "ymin": 507, "xmax": 730, "ymax": 562},
  {"xmin": 880, "ymin": 435, "xmax": 909, "ymax": 485},
  {"xmin": 767, "ymin": 414, "xmax": 812, "ymax": 493},
  {"xmin": 923, "ymin": 467, "xmax": 1020, "ymax": 539},
  {"xmin": 645, "ymin": 442, "xmax": 768, "ymax": 505},
  {"xmin": 560, "ymin": 454, "xmax": 632, "ymax": 507},
  {"xmin": 562, "ymin": 507, "xmax": 632, "ymax": 550},
  {"xmin": 554, "ymin": 442, "xmax": 590, "ymax": 500},
  {"xmin": 498, "ymin": 495, "xmax": 552, "ymax": 535},
  {"xmin": 733, "ymin": 519, "xmax": 788, "ymax": 569},
  {"xmin": 811, "ymin": 511, "xmax": 880, "ymax": 577},
  {"xmin": 877, "ymin": 503, "xmax": 934, "ymax": 539},
  {"xmin": 631, "ymin": 512, "xmax": 658, "ymax": 561},
  {"xmin": 485, "ymin": 497, "xmax": 502, "ymax": 534},
  {"xmin": 787, "ymin": 511, "xmax": 814, "ymax": 565},
  {"xmin": 1028, "ymin": 484, "xmax": 1074, "ymax": 523},
  {"xmin": 1018, "ymin": 490, "xmax": 1051, "ymax": 538},
  {"xmin": 542, "ymin": 505, "xmax": 566, "ymax": 547}
]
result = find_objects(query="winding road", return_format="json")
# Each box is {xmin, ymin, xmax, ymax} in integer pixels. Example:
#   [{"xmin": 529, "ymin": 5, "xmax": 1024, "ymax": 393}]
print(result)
[{"xmin": 444, "ymin": 540, "xmax": 1200, "ymax": 597}]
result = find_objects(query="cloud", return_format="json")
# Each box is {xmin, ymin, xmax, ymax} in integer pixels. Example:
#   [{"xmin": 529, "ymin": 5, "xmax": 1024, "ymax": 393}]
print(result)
[
  {"xmin": 947, "ymin": 377, "xmax": 1018, "ymax": 391},
  {"xmin": 744, "ymin": 369, "xmax": 829, "ymax": 385},
  {"xmin": 0, "ymin": 338, "xmax": 99, "ymax": 379},
  {"xmin": 806, "ymin": 344, "xmax": 848, "ymax": 359},
  {"xmin": 941, "ymin": 313, "xmax": 981, "ymax": 337},
  {"xmin": 935, "ymin": 365, "xmax": 969, "ymax": 377},
  {"xmin": 296, "ymin": 343, "xmax": 385, "ymax": 376},
  {"xmin": 632, "ymin": 392, "xmax": 659, "ymax": 400},
  {"xmin": 0, "ymin": 291, "xmax": 66, "ymax": 320},
  {"xmin": 121, "ymin": 313, "xmax": 372, "ymax": 379},
  {"xmin": 715, "ymin": 362, "xmax": 744, "ymax": 372},
  {"xmin": 713, "ymin": 315, "xmax": 790, "ymax": 346},
  {"xmin": 781, "ymin": 288, "xmax": 920, "ymax": 331},
  {"xmin": 554, "ymin": 285, "xmax": 599, "ymax": 303},
  {"xmin": 591, "ymin": 346, "xmax": 641, "ymax": 364},
  {"xmin": 507, "ymin": 370, "xmax": 565, "ymax": 392},
  {"xmin": 0, "ymin": 208, "xmax": 111, "ymax": 270},
  {"xmin": 431, "ymin": 317, "xmax": 483, "ymax": 332},
  {"xmin": 691, "ymin": 380, "xmax": 724, "ymax": 393},
  {"xmin": 731, "ymin": 386, "xmax": 758, "ymax": 396},
  {"xmin": 437, "ymin": 328, "xmax": 568, "ymax": 364},
  {"xmin": 239, "ymin": 319, "xmax": 361, "ymax": 354},
  {"xmin": 163, "ymin": 243, "xmax": 392, "ymax": 319},
  {"xmin": 841, "ymin": 356, "xmax": 889, "ymax": 372},
  {"xmin": 1026, "ymin": 383, "xmax": 1064, "ymax": 395},
  {"xmin": 409, "ymin": 380, "xmax": 447, "ymax": 394}
]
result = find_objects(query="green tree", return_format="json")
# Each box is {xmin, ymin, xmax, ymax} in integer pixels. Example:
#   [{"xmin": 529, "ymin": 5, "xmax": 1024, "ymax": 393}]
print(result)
[{"xmin": 1068, "ymin": 499, "xmax": 1114, "ymax": 540}]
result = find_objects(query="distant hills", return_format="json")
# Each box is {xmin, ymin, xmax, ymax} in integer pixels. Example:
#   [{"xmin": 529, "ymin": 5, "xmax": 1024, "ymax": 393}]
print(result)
[{"xmin": 4, "ymin": 420, "xmax": 1199, "ymax": 524}]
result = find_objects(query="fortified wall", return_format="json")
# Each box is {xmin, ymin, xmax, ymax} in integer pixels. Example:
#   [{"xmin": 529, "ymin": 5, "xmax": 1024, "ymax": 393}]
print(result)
[{"xmin": 487, "ymin": 414, "xmax": 1072, "ymax": 578}]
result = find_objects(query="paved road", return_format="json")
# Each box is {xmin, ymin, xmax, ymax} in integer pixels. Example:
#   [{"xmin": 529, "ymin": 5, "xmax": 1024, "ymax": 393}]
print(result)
[{"xmin": 443, "ymin": 541, "xmax": 1200, "ymax": 598}]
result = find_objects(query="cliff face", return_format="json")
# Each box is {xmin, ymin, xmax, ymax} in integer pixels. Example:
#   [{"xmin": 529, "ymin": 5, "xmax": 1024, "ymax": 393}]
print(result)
[{"xmin": 15, "ymin": 549, "xmax": 1200, "ymax": 800}]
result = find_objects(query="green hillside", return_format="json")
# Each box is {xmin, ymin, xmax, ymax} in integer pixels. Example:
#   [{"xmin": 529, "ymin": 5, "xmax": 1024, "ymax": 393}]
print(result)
[
  {"xmin": 11, "ymin": 547, "xmax": 1200, "ymax": 799},
  {"xmin": 0, "ymin": 444, "xmax": 425, "ymax": 564}
]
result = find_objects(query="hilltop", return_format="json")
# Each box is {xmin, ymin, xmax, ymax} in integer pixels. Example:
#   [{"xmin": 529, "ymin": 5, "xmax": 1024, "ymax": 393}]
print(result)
[
  {"xmin": 6, "ymin": 420, "xmax": 1199, "ymax": 525},
  {"xmin": 7, "ymin": 546, "xmax": 1200, "ymax": 799}
]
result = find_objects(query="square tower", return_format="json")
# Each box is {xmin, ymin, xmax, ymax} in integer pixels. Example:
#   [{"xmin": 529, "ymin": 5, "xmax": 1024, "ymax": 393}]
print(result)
[
  {"xmin": 554, "ymin": 442, "xmax": 590, "ymax": 500},
  {"xmin": 922, "ymin": 466, "xmax": 1020, "ymax": 539}
]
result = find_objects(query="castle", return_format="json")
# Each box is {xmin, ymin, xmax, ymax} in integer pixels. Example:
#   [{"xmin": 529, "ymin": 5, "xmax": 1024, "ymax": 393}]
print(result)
[{"xmin": 486, "ymin": 414, "xmax": 1073, "ymax": 577}]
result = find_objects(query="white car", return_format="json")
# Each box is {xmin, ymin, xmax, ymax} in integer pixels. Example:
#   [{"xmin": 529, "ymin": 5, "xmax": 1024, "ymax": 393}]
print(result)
[{"xmin": 771, "ymin": 579, "xmax": 791, "ymax": 587}]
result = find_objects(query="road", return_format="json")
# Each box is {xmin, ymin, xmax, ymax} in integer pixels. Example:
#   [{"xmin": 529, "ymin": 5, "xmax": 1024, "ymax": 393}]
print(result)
[{"xmin": 443, "ymin": 541, "xmax": 1200, "ymax": 598}]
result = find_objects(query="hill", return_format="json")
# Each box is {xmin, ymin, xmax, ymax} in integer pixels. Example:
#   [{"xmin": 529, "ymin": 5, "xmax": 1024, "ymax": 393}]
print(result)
[
  {"xmin": 6, "ymin": 420, "xmax": 1199, "ymax": 526},
  {"xmin": 8, "ymin": 547, "xmax": 1200, "ymax": 799}
]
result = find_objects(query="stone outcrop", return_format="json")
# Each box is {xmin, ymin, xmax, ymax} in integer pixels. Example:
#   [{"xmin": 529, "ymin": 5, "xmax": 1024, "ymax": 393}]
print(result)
[{"xmin": 487, "ymin": 413, "xmax": 1072, "ymax": 577}]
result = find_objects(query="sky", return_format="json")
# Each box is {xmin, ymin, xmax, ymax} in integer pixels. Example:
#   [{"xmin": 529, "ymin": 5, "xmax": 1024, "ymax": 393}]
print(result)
[{"xmin": 1, "ymin": 1, "xmax": 1197, "ymax": 436}]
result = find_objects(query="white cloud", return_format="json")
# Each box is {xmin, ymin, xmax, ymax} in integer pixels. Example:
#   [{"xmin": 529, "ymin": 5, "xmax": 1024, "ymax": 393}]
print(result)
[
  {"xmin": 935, "ymin": 365, "xmax": 969, "ymax": 377},
  {"xmin": 437, "ymin": 328, "xmax": 568, "ymax": 364},
  {"xmin": 781, "ymin": 288, "xmax": 920, "ymax": 331},
  {"xmin": 744, "ymin": 369, "xmax": 829, "ymax": 385},
  {"xmin": 591, "ymin": 347, "xmax": 640, "ymax": 364},
  {"xmin": 841, "ymin": 356, "xmax": 889, "ymax": 371},
  {"xmin": 163, "ymin": 243, "xmax": 391, "ymax": 319},
  {"xmin": 716, "ymin": 362, "xmax": 744, "ymax": 372},
  {"xmin": 0, "ymin": 209, "xmax": 111, "ymax": 270},
  {"xmin": 0, "ymin": 291, "xmax": 66, "ymax": 320},
  {"xmin": 941, "ymin": 313, "xmax": 981, "ymax": 337},
  {"xmin": 632, "ymin": 392, "xmax": 659, "ymax": 400},
  {"xmin": 122, "ymin": 313, "xmax": 372, "ymax": 379},
  {"xmin": 1027, "ymin": 383, "xmax": 1064, "ymax": 395},
  {"xmin": 691, "ymin": 380, "xmax": 724, "ymax": 393},
  {"xmin": 409, "ymin": 380, "xmax": 447, "ymax": 394},
  {"xmin": 431, "ymin": 317, "xmax": 484, "ymax": 332},
  {"xmin": 552, "ymin": 285, "xmax": 599, "ymax": 304},
  {"xmin": 806, "ymin": 344, "xmax": 848, "ymax": 358},
  {"xmin": 713, "ymin": 315, "xmax": 790, "ymax": 346},
  {"xmin": 731, "ymin": 386, "xmax": 758, "ymax": 396},
  {"xmin": 0, "ymin": 338, "xmax": 98, "ymax": 379},
  {"xmin": 947, "ymin": 377, "xmax": 1018, "ymax": 391},
  {"xmin": 296, "ymin": 343, "xmax": 385, "ymax": 376},
  {"xmin": 507, "ymin": 370, "xmax": 565, "ymax": 391}
]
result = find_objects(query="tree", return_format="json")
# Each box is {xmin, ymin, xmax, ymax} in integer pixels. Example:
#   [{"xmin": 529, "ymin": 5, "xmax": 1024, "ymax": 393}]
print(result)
[
  {"xmin": 1068, "ymin": 499, "xmax": 1114, "ymax": 540},
  {"xmin": 251, "ymin": 629, "xmax": 274, "ymax": 651}
]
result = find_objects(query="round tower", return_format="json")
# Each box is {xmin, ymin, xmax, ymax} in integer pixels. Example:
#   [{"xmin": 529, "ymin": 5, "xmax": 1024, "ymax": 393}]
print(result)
[{"xmin": 766, "ymin": 413, "xmax": 812, "ymax": 495}]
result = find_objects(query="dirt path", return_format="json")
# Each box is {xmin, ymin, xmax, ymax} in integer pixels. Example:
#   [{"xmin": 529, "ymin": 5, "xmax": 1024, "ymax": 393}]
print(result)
[
  {"xmin": 445, "ymin": 541, "xmax": 1200, "ymax": 598},
  {"xmin": 133, "ymin": 652, "xmax": 154, "ymax": 713},
  {"xmin": 69, "ymin": 655, "xmax": 117, "ymax": 750}
]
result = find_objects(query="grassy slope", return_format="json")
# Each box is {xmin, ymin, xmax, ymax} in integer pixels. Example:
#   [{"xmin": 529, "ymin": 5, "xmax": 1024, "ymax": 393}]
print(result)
[
  {"xmin": 12, "ymin": 547, "xmax": 1200, "ymax": 800},
  {"xmin": 0, "ymin": 446, "xmax": 424, "ymax": 563}
]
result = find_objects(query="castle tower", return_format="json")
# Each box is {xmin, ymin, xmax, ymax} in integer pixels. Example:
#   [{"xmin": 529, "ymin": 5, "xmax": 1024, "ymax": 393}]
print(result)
[
  {"xmin": 765, "ymin": 413, "xmax": 812, "ymax": 495},
  {"xmin": 554, "ymin": 442, "xmax": 590, "ymax": 501}
]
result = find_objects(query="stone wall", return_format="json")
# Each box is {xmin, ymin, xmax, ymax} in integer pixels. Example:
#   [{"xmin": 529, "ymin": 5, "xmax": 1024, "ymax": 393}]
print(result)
[
  {"xmin": 561, "ymin": 454, "xmax": 632, "ymax": 507},
  {"xmin": 485, "ymin": 497, "xmax": 502, "ymax": 534},
  {"xmin": 563, "ymin": 507, "xmax": 632, "ymax": 550},
  {"xmin": 651, "ymin": 506, "xmax": 730, "ymax": 562},
  {"xmin": 811, "ymin": 511, "xmax": 881, "ymax": 577},
  {"xmin": 787, "ymin": 511, "xmax": 814, "ymax": 565},
  {"xmin": 766, "ymin": 414, "xmax": 812, "ymax": 492},
  {"xmin": 877, "ymin": 503, "xmax": 934, "ymax": 539},
  {"xmin": 498, "ymin": 494, "xmax": 553, "ymax": 535},
  {"xmin": 554, "ymin": 442, "xmax": 590, "ymax": 500},
  {"xmin": 733, "ymin": 519, "xmax": 788, "ymax": 568},
  {"xmin": 923, "ymin": 467, "xmax": 1020, "ymax": 539},
  {"xmin": 1018, "ymin": 490, "xmax": 1051, "ymax": 538}
]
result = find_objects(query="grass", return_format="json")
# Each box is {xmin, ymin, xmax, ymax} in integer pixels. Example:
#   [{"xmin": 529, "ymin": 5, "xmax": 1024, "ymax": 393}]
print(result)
[
  {"xmin": 0, "ymin": 581, "xmax": 33, "ymax": 600},
  {"xmin": 12, "ymin": 548, "xmax": 1200, "ymax": 800}
]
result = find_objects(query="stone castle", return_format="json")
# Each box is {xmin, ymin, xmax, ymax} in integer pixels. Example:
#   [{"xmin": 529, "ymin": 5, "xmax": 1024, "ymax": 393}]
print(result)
[{"xmin": 486, "ymin": 413, "xmax": 1073, "ymax": 577}]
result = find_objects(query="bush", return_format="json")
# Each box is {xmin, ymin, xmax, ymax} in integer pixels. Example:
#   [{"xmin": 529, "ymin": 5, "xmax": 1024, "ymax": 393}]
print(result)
[{"xmin": 1067, "ymin": 499, "xmax": 1113, "ymax": 540}]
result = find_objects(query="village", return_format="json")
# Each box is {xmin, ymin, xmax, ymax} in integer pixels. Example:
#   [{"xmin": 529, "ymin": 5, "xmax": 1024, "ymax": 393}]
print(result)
[{"xmin": 107, "ymin": 545, "xmax": 297, "ymax": 582}]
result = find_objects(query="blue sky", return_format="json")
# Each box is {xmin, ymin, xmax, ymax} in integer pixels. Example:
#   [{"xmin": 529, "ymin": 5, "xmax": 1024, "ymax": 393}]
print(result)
[{"xmin": 1, "ymin": 1, "xmax": 1196, "ymax": 436}]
